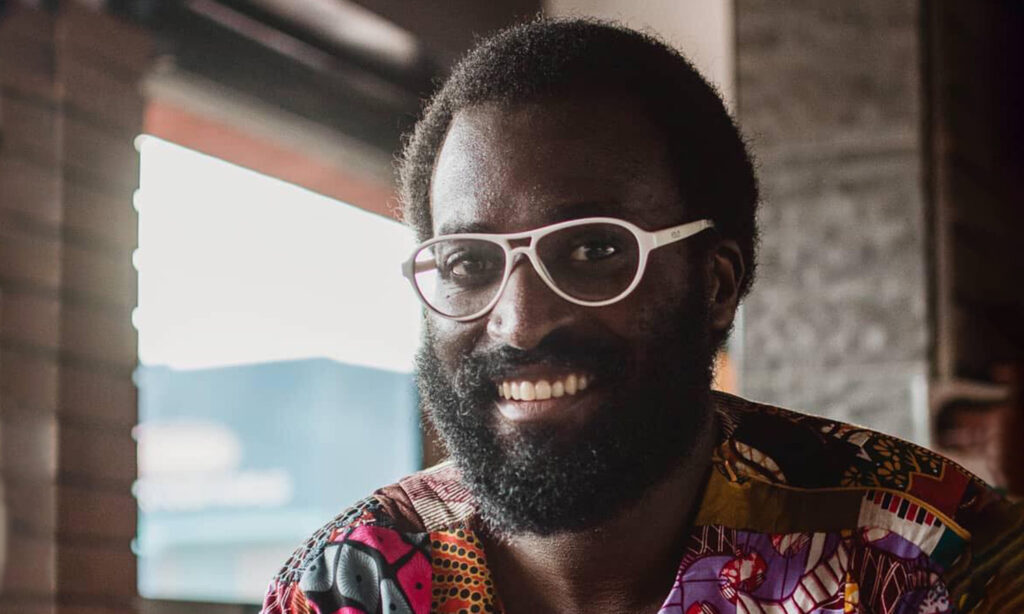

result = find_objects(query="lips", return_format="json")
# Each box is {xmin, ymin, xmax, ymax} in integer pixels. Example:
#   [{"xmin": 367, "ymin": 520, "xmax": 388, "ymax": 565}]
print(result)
[{"xmin": 496, "ymin": 373, "xmax": 590, "ymax": 401}]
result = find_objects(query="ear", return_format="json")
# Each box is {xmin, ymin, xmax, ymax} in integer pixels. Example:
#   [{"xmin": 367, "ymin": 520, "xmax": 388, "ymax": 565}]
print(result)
[{"xmin": 705, "ymin": 239, "xmax": 745, "ymax": 335}]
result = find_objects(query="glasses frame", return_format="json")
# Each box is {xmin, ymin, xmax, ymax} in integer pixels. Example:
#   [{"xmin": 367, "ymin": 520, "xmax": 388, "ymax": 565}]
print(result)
[{"xmin": 401, "ymin": 216, "xmax": 715, "ymax": 322}]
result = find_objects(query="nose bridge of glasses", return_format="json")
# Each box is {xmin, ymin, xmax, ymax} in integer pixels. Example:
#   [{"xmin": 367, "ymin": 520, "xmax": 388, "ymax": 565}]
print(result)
[
  {"xmin": 507, "ymin": 242, "xmax": 532, "ymax": 258},
  {"xmin": 506, "ymin": 242, "xmax": 548, "ymax": 276},
  {"xmin": 497, "ymin": 242, "xmax": 566, "ymax": 313}
]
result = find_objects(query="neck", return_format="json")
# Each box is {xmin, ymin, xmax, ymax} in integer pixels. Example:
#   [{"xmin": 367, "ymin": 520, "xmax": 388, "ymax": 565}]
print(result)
[{"xmin": 479, "ymin": 409, "xmax": 719, "ymax": 614}]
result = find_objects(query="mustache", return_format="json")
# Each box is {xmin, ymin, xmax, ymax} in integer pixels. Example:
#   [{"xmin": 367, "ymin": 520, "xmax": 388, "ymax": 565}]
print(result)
[{"xmin": 452, "ymin": 331, "xmax": 627, "ymax": 388}]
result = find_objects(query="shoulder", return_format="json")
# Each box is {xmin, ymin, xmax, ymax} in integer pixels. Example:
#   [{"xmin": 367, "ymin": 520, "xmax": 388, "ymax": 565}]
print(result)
[
  {"xmin": 708, "ymin": 392, "xmax": 1024, "ymax": 608},
  {"xmin": 712, "ymin": 391, "xmax": 991, "ymax": 506},
  {"xmin": 260, "ymin": 462, "xmax": 475, "ymax": 614}
]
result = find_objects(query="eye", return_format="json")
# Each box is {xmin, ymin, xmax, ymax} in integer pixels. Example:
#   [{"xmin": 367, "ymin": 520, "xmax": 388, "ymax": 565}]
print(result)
[
  {"xmin": 569, "ymin": 241, "xmax": 619, "ymax": 262},
  {"xmin": 443, "ymin": 250, "xmax": 500, "ymax": 279},
  {"xmin": 450, "ymin": 256, "xmax": 493, "ymax": 277}
]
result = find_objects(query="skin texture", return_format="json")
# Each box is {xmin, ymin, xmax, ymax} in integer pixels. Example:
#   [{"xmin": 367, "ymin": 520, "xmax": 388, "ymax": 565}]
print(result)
[{"xmin": 425, "ymin": 94, "xmax": 744, "ymax": 613}]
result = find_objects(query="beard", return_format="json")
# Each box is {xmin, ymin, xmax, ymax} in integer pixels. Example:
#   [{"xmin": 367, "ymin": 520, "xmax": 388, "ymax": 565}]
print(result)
[{"xmin": 415, "ymin": 276, "xmax": 717, "ymax": 537}]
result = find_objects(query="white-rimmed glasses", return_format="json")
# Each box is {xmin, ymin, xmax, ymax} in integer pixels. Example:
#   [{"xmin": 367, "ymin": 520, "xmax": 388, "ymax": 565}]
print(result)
[{"xmin": 401, "ymin": 216, "xmax": 714, "ymax": 321}]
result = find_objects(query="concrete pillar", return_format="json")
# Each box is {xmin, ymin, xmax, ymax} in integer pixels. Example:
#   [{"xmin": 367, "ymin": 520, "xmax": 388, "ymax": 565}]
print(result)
[{"xmin": 734, "ymin": 0, "xmax": 930, "ymax": 442}]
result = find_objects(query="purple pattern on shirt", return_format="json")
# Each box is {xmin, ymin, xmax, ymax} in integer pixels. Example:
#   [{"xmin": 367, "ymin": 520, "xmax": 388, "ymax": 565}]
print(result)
[{"xmin": 658, "ymin": 528, "xmax": 948, "ymax": 614}]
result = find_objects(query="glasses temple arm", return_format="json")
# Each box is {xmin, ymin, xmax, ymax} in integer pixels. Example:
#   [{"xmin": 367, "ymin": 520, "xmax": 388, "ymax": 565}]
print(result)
[
  {"xmin": 650, "ymin": 219, "xmax": 715, "ymax": 248},
  {"xmin": 401, "ymin": 256, "xmax": 437, "ymax": 280}
]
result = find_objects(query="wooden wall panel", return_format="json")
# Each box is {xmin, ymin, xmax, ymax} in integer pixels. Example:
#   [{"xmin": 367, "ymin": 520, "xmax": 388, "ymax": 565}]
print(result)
[{"xmin": 0, "ymin": 3, "xmax": 151, "ymax": 612}]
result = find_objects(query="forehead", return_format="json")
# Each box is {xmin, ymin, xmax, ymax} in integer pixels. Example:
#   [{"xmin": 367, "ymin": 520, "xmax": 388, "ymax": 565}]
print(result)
[{"xmin": 429, "ymin": 95, "xmax": 683, "ymax": 236}]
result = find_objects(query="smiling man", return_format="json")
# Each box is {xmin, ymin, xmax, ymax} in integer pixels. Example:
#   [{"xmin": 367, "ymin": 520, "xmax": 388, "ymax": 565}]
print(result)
[{"xmin": 262, "ymin": 19, "xmax": 1022, "ymax": 614}]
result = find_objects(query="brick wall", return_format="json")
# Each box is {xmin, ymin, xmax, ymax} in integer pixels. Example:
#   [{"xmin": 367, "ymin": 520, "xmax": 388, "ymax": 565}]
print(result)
[
  {"xmin": 734, "ymin": 0, "xmax": 930, "ymax": 441},
  {"xmin": 0, "ymin": 3, "xmax": 150, "ymax": 613}
]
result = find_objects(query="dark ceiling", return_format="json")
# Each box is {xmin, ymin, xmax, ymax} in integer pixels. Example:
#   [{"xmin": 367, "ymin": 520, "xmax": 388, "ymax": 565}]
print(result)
[
  {"xmin": 116, "ymin": 0, "xmax": 541, "ymax": 156},
  {"xmin": 350, "ymin": 0, "xmax": 542, "ymax": 67}
]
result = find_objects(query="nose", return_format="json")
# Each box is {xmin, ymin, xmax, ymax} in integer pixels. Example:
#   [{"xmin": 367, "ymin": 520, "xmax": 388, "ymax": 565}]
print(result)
[{"xmin": 485, "ymin": 254, "xmax": 576, "ymax": 350}]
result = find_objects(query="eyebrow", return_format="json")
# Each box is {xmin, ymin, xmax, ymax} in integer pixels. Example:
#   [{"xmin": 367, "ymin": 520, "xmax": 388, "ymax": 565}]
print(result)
[
  {"xmin": 435, "ymin": 221, "xmax": 494, "ymax": 236},
  {"xmin": 435, "ymin": 200, "xmax": 628, "ymax": 236}
]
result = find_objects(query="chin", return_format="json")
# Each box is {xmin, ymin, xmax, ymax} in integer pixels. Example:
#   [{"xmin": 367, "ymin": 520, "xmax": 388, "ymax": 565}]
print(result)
[{"xmin": 424, "ymin": 361, "xmax": 713, "ymax": 536}]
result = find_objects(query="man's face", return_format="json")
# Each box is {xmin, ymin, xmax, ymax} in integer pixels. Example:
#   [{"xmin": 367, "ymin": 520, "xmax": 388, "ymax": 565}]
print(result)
[{"xmin": 416, "ymin": 94, "xmax": 719, "ymax": 535}]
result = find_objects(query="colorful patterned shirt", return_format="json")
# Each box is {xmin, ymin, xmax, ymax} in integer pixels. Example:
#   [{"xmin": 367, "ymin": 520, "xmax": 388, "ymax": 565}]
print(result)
[{"xmin": 261, "ymin": 392, "xmax": 1023, "ymax": 614}]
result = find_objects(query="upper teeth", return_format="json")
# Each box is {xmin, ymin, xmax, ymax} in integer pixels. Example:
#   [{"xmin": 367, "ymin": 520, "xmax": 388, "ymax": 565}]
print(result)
[{"xmin": 497, "ymin": 374, "xmax": 589, "ymax": 401}]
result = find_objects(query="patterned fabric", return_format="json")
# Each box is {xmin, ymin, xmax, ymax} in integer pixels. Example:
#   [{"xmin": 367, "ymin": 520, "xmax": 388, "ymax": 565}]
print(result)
[
  {"xmin": 261, "ymin": 392, "xmax": 1023, "ymax": 614},
  {"xmin": 430, "ymin": 529, "xmax": 502, "ymax": 613},
  {"xmin": 659, "ymin": 527, "xmax": 945, "ymax": 613}
]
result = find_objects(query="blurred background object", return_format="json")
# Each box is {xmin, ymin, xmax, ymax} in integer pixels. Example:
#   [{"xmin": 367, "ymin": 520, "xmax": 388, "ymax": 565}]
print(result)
[
  {"xmin": 0, "ymin": 0, "xmax": 1020, "ymax": 612},
  {"xmin": 132, "ymin": 134, "xmax": 421, "ymax": 603}
]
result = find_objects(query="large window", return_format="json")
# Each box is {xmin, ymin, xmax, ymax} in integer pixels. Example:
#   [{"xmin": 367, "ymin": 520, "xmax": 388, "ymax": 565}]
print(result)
[{"xmin": 134, "ymin": 136, "xmax": 422, "ymax": 604}]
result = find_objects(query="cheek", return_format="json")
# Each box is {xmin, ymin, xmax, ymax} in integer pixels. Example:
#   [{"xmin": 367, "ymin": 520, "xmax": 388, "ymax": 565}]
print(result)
[
  {"xmin": 614, "ymin": 265, "xmax": 699, "ymax": 337},
  {"xmin": 425, "ymin": 316, "xmax": 481, "ymax": 366},
  {"xmin": 592, "ymin": 294, "xmax": 672, "ymax": 345}
]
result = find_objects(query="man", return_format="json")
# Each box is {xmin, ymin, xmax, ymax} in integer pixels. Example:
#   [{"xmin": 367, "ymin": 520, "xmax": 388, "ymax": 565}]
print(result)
[{"xmin": 263, "ymin": 19, "xmax": 1022, "ymax": 614}]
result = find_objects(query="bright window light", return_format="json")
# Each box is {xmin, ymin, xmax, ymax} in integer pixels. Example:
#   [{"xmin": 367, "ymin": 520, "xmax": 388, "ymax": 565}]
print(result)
[
  {"xmin": 134, "ymin": 135, "xmax": 422, "ymax": 604},
  {"xmin": 135, "ymin": 134, "xmax": 421, "ymax": 373}
]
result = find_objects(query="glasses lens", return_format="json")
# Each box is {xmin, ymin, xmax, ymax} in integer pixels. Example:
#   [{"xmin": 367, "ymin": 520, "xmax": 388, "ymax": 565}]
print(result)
[
  {"xmin": 536, "ymin": 222, "xmax": 641, "ymax": 301},
  {"xmin": 412, "ymin": 238, "xmax": 506, "ymax": 318}
]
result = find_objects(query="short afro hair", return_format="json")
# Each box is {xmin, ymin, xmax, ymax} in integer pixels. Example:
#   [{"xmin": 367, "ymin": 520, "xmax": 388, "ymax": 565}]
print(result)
[{"xmin": 398, "ymin": 17, "xmax": 759, "ymax": 298}]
